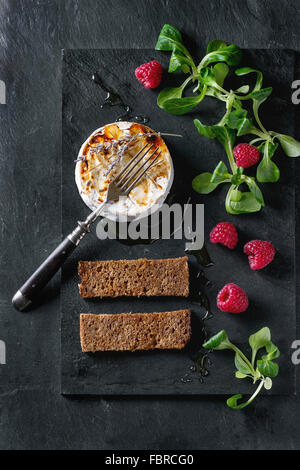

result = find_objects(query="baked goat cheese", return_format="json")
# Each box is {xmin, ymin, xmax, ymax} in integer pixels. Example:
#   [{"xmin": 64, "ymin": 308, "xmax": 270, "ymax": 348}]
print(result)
[{"xmin": 75, "ymin": 122, "xmax": 174, "ymax": 220}]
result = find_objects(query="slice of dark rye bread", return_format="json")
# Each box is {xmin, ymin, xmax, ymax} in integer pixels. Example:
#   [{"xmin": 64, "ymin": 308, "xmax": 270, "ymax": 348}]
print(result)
[
  {"xmin": 80, "ymin": 310, "xmax": 191, "ymax": 352},
  {"xmin": 78, "ymin": 257, "xmax": 189, "ymax": 298}
]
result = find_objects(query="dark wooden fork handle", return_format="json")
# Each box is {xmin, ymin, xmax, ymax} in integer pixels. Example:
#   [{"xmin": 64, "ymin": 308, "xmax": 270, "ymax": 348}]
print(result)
[{"xmin": 12, "ymin": 221, "xmax": 89, "ymax": 311}]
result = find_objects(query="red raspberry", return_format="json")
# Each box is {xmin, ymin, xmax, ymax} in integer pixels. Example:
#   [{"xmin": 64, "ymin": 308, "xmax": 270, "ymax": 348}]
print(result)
[
  {"xmin": 233, "ymin": 143, "xmax": 260, "ymax": 168},
  {"xmin": 244, "ymin": 240, "xmax": 275, "ymax": 270},
  {"xmin": 217, "ymin": 283, "xmax": 249, "ymax": 313},
  {"xmin": 135, "ymin": 60, "xmax": 163, "ymax": 89},
  {"xmin": 210, "ymin": 222, "xmax": 238, "ymax": 249}
]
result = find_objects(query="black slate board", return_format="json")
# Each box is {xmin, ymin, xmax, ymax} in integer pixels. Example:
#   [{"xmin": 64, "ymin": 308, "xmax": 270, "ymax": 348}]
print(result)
[{"xmin": 61, "ymin": 48, "xmax": 296, "ymax": 395}]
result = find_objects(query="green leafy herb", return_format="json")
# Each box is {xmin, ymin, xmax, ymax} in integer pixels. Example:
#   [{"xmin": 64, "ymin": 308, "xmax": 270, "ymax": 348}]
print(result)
[
  {"xmin": 192, "ymin": 172, "xmax": 222, "ymax": 194},
  {"xmin": 193, "ymin": 119, "xmax": 216, "ymax": 139},
  {"xmin": 157, "ymin": 86, "xmax": 184, "ymax": 107},
  {"xmin": 226, "ymin": 109, "xmax": 256, "ymax": 136},
  {"xmin": 213, "ymin": 63, "xmax": 229, "ymax": 87},
  {"xmin": 271, "ymin": 133, "xmax": 300, "ymax": 157},
  {"xmin": 156, "ymin": 25, "xmax": 241, "ymax": 116},
  {"xmin": 244, "ymin": 177, "xmax": 264, "ymax": 206},
  {"xmin": 211, "ymin": 161, "xmax": 231, "ymax": 183},
  {"xmin": 256, "ymin": 141, "xmax": 280, "ymax": 183},
  {"xmin": 201, "ymin": 329, "xmax": 231, "ymax": 350},
  {"xmin": 155, "ymin": 24, "xmax": 196, "ymax": 75},
  {"xmin": 194, "ymin": 119, "xmax": 264, "ymax": 213},
  {"xmin": 249, "ymin": 327, "xmax": 271, "ymax": 365},
  {"xmin": 226, "ymin": 188, "xmax": 262, "ymax": 215},
  {"xmin": 155, "ymin": 25, "xmax": 300, "ymax": 214},
  {"xmin": 206, "ymin": 40, "xmax": 227, "ymax": 54},
  {"xmin": 200, "ymin": 44, "xmax": 242, "ymax": 67},
  {"xmin": 161, "ymin": 87, "xmax": 207, "ymax": 115},
  {"xmin": 203, "ymin": 327, "xmax": 280, "ymax": 409}
]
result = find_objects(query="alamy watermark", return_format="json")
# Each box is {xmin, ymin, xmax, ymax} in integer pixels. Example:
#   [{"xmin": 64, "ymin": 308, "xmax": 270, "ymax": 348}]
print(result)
[
  {"xmin": 0, "ymin": 80, "xmax": 6, "ymax": 104},
  {"xmin": 290, "ymin": 82, "xmax": 300, "ymax": 365},
  {"xmin": 291, "ymin": 340, "xmax": 300, "ymax": 365},
  {"xmin": 96, "ymin": 202, "xmax": 204, "ymax": 250},
  {"xmin": 0, "ymin": 340, "xmax": 6, "ymax": 364},
  {"xmin": 291, "ymin": 80, "xmax": 300, "ymax": 366},
  {"xmin": 291, "ymin": 80, "xmax": 300, "ymax": 104},
  {"xmin": 0, "ymin": 80, "xmax": 6, "ymax": 361}
]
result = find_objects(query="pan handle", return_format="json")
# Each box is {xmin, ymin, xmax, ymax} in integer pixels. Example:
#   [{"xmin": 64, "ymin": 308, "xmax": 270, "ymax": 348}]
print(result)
[{"xmin": 12, "ymin": 221, "xmax": 89, "ymax": 311}]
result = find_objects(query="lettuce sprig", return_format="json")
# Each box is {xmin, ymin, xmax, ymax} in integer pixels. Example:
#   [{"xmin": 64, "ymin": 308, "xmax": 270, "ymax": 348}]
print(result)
[{"xmin": 155, "ymin": 24, "xmax": 300, "ymax": 214}]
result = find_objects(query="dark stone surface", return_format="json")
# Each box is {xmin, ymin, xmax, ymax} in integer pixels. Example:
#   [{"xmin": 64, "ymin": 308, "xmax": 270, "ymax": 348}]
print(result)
[
  {"xmin": 61, "ymin": 48, "xmax": 295, "ymax": 395},
  {"xmin": 0, "ymin": 0, "xmax": 300, "ymax": 449}
]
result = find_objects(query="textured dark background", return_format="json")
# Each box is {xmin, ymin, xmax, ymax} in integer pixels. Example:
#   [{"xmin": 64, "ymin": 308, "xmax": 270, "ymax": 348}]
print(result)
[{"xmin": 0, "ymin": 0, "xmax": 300, "ymax": 450}]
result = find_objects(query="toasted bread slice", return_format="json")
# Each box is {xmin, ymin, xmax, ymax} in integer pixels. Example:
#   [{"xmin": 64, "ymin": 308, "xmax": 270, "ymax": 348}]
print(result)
[
  {"xmin": 78, "ymin": 257, "xmax": 189, "ymax": 298},
  {"xmin": 80, "ymin": 310, "xmax": 191, "ymax": 352}
]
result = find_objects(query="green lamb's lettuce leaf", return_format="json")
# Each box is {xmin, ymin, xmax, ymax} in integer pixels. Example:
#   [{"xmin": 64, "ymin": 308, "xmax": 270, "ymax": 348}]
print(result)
[
  {"xmin": 272, "ymin": 133, "xmax": 300, "ymax": 157},
  {"xmin": 226, "ymin": 109, "xmax": 256, "ymax": 136},
  {"xmin": 226, "ymin": 384, "xmax": 264, "ymax": 410},
  {"xmin": 200, "ymin": 43, "xmax": 242, "ymax": 67},
  {"xmin": 193, "ymin": 119, "xmax": 216, "ymax": 139},
  {"xmin": 192, "ymin": 172, "xmax": 221, "ymax": 194},
  {"xmin": 160, "ymin": 91, "xmax": 206, "ymax": 115},
  {"xmin": 235, "ymin": 67, "xmax": 263, "ymax": 93},
  {"xmin": 205, "ymin": 86, "xmax": 229, "ymax": 102},
  {"xmin": 230, "ymin": 167, "xmax": 244, "ymax": 185},
  {"xmin": 168, "ymin": 48, "xmax": 192, "ymax": 73},
  {"xmin": 199, "ymin": 66, "xmax": 220, "ymax": 87},
  {"xmin": 249, "ymin": 327, "xmax": 271, "ymax": 365},
  {"xmin": 245, "ymin": 177, "xmax": 265, "ymax": 206},
  {"xmin": 192, "ymin": 161, "xmax": 231, "ymax": 195},
  {"xmin": 198, "ymin": 64, "xmax": 229, "ymax": 88},
  {"xmin": 226, "ymin": 394, "xmax": 249, "ymax": 410},
  {"xmin": 209, "ymin": 125, "xmax": 236, "ymax": 152},
  {"xmin": 155, "ymin": 24, "xmax": 185, "ymax": 52},
  {"xmin": 257, "ymin": 158, "xmax": 280, "ymax": 183},
  {"xmin": 256, "ymin": 337, "xmax": 280, "ymax": 378},
  {"xmin": 256, "ymin": 141, "xmax": 280, "ymax": 183},
  {"xmin": 256, "ymin": 358, "xmax": 279, "ymax": 378},
  {"xmin": 265, "ymin": 341, "xmax": 280, "ymax": 359},
  {"xmin": 206, "ymin": 39, "xmax": 227, "ymax": 54},
  {"xmin": 155, "ymin": 24, "xmax": 195, "ymax": 73},
  {"xmin": 213, "ymin": 63, "xmax": 229, "ymax": 86},
  {"xmin": 250, "ymin": 87, "xmax": 272, "ymax": 104},
  {"xmin": 235, "ymin": 371, "xmax": 248, "ymax": 379},
  {"xmin": 155, "ymin": 27, "xmax": 300, "ymax": 218},
  {"xmin": 157, "ymin": 86, "xmax": 183, "ymax": 108},
  {"xmin": 157, "ymin": 75, "xmax": 193, "ymax": 110},
  {"xmin": 249, "ymin": 327, "xmax": 271, "ymax": 354},
  {"xmin": 202, "ymin": 330, "xmax": 232, "ymax": 350},
  {"xmin": 264, "ymin": 377, "xmax": 273, "ymax": 389},
  {"xmin": 235, "ymin": 85, "xmax": 250, "ymax": 94},
  {"xmin": 210, "ymin": 161, "xmax": 230, "ymax": 183},
  {"xmin": 203, "ymin": 327, "xmax": 279, "ymax": 410},
  {"xmin": 226, "ymin": 188, "xmax": 262, "ymax": 214},
  {"xmin": 234, "ymin": 353, "xmax": 253, "ymax": 376}
]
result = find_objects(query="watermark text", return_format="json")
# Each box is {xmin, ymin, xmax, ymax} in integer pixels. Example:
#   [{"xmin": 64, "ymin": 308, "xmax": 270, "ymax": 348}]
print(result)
[
  {"xmin": 0, "ymin": 340, "xmax": 6, "ymax": 364},
  {"xmin": 291, "ymin": 80, "xmax": 300, "ymax": 104},
  {"xmin": 96, "ymin": 203, "xmax": 204, "ymax": 250},
  {"xmin": 291, "ymin": 340, "xmax": 300, "ymax": 365},
  {"xmin": 0, "ymin": 80, "xmax": 6, "ymax": 104}
]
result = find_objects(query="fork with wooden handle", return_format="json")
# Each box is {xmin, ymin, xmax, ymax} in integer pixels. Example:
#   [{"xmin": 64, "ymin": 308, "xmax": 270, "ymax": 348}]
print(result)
[{"xmin": 12, "ymin": 143, "xmax": 161, "ymax": 311}]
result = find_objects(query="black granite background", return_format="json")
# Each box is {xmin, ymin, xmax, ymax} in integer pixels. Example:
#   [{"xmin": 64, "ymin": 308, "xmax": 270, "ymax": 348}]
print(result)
[{"xmin": 0, "ymin": 0, "xmax": 300, "ymax": 450}]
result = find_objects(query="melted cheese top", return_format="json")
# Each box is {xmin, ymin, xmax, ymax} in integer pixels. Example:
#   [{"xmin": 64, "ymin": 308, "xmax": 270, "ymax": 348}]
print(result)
[{"xmin": 75, "ymin": 122, "xmax": 173, "ymax": 220}]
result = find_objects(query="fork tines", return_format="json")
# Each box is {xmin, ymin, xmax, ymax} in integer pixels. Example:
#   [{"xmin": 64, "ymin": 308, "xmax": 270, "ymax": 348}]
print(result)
[{"xmin": 112, "ymin": 143, "xmax": 162, "ymax": 194}]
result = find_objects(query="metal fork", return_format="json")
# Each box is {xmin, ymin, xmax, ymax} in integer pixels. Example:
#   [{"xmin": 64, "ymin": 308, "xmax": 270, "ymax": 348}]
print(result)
[{"xmin": 12, "ymin": 144, "xmax": 162, "ymax": 311}]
